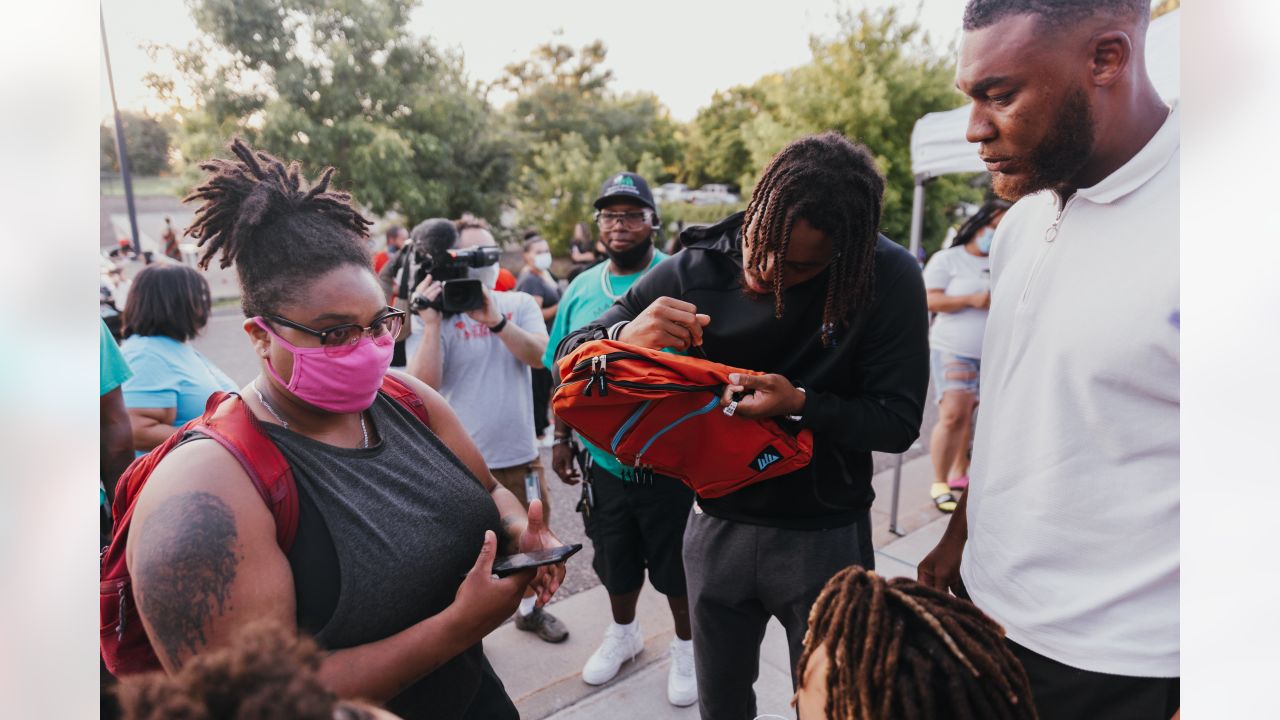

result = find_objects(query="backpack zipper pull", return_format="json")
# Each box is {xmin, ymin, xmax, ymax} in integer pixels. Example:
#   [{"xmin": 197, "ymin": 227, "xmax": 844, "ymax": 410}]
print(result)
[
  {"xmin": 597, "ymin": 355, "xmax": 608, "ymax": 396},
  {"xmin": 117, "ymin": 584, "xmax": 128, "ymax": 641},
  {"xmin": 584, "ymin": 356, "xmax": 598, "ymax": 396}
]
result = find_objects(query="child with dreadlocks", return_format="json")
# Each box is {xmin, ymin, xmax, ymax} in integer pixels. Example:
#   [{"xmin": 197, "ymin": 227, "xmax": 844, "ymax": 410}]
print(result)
[
  {"xmin": 794, "ymin": 567, "xmax": 1037, "ymax": 720},
  {"xmin": 556, "ymin": 131, "xmax": 930, "ymax": 719},
  {"xmin": 122, "ymin": 138, "xmax": 566, "ymax": 720}
]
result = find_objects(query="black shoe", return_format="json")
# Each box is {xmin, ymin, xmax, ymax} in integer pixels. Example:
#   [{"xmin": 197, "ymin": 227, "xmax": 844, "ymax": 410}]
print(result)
[{"xmin": 514, "ymin": 606, "xmax": 569, "ymax": 643}]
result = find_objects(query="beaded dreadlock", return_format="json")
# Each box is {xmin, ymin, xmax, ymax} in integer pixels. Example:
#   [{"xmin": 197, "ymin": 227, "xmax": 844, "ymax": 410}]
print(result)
[
  {"xmin": 795, "ymin": 567, "xmax": 1038, "ymax": 720},
  {"xmin": 741, "ymin": 131, "xmax": 885, "ymax": 347},
  {"xmin": 182, "ymin": 137, "xmax": 373, "ymax": 318}
]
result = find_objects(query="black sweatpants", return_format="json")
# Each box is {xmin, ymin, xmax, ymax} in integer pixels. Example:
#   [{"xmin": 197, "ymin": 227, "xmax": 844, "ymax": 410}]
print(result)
[
  {"xmin": 682, "ymin": 507, "xmax": 873, "ymax": 720},
  {"xmin": 531, "ymin": 367, "xmax": 553, "ymax": 438},
  {"xmin": 1008, "ymin": 639, "xmax": 1179, "ymax": 720}
]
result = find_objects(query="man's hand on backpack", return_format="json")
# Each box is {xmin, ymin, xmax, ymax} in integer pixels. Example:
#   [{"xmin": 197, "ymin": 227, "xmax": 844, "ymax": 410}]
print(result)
[
  {"xmin": 720, "ymin": 373, "xmax": 805, "ymax": 419},
  {"xmin": 618, "ymin": 297, "xmax": 711, "ymax": 352}
]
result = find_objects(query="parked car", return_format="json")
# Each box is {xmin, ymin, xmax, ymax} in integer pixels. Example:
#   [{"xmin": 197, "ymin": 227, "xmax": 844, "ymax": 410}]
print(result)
[
  {"xmin": 690, "ymin": 184, "xmax": 740, "ymax": 205},
  {"xmin": 654, "ymin": 182, "xmax": 691, "ymax": 203}
]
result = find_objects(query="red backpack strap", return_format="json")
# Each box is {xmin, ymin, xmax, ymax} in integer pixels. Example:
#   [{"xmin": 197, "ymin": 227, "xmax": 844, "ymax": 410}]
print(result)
[
  {"xmin": 192, "ymin": 392, "xmax": 299, "ymax": 552},
  {"xmin": 381, "ymin": 373, "xmax": 431, "ymax": 426}
]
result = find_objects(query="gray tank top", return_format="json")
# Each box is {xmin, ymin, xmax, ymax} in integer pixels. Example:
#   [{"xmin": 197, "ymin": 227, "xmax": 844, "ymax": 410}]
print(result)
[{"xmin": 264, "ymin": 392, "xmax": 502, "ymax": 719}]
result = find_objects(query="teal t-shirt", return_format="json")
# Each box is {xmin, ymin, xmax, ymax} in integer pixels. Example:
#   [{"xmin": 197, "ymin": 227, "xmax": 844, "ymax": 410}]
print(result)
[
  {"xmin": 99, "ymin": 320, "xmax": 133, "ymax": 396},
  {"xmin": 544, "ymin": 252, "xmax": 667, "ymax": 477},
  {"xmin": 121, "ymin": 334, "xmax": 237, "ymax": 430}
]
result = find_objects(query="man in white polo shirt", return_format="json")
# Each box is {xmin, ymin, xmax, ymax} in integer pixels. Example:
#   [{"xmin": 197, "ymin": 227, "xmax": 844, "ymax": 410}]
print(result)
[{"xmin": 919, "ymin": 1, "xmax": 1179, "ymax": 719}]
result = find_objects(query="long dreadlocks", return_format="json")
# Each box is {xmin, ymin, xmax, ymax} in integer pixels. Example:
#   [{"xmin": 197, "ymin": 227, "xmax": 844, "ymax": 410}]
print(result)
[
  {"xmin": 795, "ymin": 566, "xmax": 1037, "ymax": 720},
  {"xmin": 741, "ymin": 131, "xmax": 885, "ymax": 347},
  {"xmin": 182, "ymin": 137, "xmax": 373, "ymax": 318}
]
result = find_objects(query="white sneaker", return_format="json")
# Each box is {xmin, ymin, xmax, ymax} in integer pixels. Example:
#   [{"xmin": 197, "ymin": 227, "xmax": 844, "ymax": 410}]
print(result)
[
  {"xmin": 582, "ymin": 622, "xmax": 644, "ymax": 685},
  {"xmin": 667, "ymin": 638, "xmax": 698, "ymax": 707}
]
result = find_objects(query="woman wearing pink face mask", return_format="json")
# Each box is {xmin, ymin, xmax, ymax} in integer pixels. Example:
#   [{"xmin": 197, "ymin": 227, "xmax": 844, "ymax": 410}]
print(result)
[{"xmin": 122, "ymin": 139, "xmax": 565, "ymax": 720}]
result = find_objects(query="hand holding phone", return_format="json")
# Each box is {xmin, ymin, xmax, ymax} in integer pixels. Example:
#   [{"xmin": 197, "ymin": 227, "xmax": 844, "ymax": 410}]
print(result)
[{"xmin": 491, "ymin": 543, "xmax": 583, "ymax": 578}]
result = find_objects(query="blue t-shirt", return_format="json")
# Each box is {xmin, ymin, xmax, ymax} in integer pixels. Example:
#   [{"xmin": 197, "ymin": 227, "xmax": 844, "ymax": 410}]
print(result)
[
  {"xmin": 100, "ymin": 320, "xmax": 132, "ymax": 396},
  {"xmin": 544, "ymin": 251, "xmax": 667, "ymax": 476},
  {"xmin": 120, "ymin": 335, "xmax": 237, "ymax": 430}
]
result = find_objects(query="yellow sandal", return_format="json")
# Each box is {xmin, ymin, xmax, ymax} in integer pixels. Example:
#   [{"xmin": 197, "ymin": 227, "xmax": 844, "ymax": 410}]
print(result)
[{"xmin": 931, "ymin": 482, "xmax": 958, "ymax": 513}]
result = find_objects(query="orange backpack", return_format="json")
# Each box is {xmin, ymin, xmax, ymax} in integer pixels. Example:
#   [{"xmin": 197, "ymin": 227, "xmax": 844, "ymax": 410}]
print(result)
[{"xmin": 552, "ymin": 339, "xmax": 814, "ymax": 498}]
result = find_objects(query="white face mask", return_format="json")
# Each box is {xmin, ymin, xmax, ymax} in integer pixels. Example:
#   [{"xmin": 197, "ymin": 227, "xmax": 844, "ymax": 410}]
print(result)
[
  {"xmin": 533, "ymin": 252, "xmax": 553, "ymax": 271},
  {"xmin": 469, "ymin": 264, "xmax": 500, "ymax": 289}
]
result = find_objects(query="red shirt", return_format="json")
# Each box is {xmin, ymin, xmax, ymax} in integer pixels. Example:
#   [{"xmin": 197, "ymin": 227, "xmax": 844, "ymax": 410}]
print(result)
[
  {"xmin": 496, "ymin": 267, "xmax": 517, "ymax": 292},
  {"xmin": 373, "ymin": 250, "xmax": 391, "ymax": 273}
]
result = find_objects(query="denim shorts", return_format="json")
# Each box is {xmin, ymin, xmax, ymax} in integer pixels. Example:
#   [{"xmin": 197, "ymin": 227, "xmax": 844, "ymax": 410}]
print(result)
[{"xmin": 930, "ymin": 349, "xmax": 981, "ymax": 403}]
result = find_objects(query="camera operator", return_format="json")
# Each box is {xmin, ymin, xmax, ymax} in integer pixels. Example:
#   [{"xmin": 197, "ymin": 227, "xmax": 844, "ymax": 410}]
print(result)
[
  {"xmin": 405, "ymin": 216, "xmax": 569, "ymax": 645},
  {"xmin": 377, "ymin": 221, "xmax": 436, "ymax": 368}
]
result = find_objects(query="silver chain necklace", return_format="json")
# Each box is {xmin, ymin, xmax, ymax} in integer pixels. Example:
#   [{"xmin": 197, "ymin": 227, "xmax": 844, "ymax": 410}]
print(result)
[
  {"xmin": 599, "ymin": 249, "xmax": 656, "ymax": 300},
  {"xmin": 253, "ymin": 381, "xmax": 368, "ymax": 449}
]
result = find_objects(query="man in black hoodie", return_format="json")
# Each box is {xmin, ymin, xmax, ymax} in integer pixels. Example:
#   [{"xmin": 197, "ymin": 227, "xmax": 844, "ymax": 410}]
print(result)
[{"xmin": 555, "ymin": 132, "xmax": 929, "ymax": 718}]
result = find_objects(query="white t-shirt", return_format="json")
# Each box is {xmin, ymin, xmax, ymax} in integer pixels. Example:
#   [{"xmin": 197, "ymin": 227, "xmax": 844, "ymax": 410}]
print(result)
[
  {"xmin": 406, "ymin": 290, "xmax": 547, "ymax": 469},
  {"xmin": 922, "ymin": 245, "xmax": 991, "ymax": 358},
  {"xmin": 961, "ymin": 104, "xmax": 1180, "ymax": 677}
]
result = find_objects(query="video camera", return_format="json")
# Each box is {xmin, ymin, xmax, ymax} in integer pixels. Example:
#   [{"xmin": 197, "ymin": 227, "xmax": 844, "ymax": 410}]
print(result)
[{"xmin": 410, "ymin": 245, "xmax": 502, "ymax": 314}]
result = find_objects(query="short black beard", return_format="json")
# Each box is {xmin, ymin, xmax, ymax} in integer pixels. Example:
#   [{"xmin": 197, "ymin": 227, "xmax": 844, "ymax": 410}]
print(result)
[
  {"xmin": 605, "ymin": 238, "xmax": 654, "ymax": 272},
  {"xmin": 993, "ymin": 87, "xmax": 1096, "ymax": 201}
]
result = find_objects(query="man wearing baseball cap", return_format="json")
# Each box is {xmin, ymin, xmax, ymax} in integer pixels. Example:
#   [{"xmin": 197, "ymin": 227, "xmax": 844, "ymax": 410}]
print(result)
[{"xmin": 544, "ymin": 171, "xmax": 699, "ymax": 706}]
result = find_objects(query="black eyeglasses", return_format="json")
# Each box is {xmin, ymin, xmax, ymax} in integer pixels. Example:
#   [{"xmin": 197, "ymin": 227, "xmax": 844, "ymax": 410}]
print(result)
[{"xmin": 265, "ymin": 308, "xmax": 406, "ymax": 356}]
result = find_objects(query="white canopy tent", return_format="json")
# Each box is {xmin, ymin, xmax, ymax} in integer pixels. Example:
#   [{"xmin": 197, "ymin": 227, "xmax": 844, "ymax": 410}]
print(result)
[{"xmin": 886, "ymin": 9, "xmax": 1180, "ymax": 533}]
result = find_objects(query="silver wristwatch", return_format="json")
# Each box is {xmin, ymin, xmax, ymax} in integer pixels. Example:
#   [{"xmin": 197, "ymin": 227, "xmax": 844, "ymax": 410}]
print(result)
[{"xmin": 787, "ymin": 387, "xmax": 806, "ymax": 422}]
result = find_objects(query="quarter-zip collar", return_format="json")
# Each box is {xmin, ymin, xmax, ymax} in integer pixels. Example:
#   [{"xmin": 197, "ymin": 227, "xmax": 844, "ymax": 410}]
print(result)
[{"xmin": 1074, "ymin": 102, "xmax": 1180, "ymax": 207}]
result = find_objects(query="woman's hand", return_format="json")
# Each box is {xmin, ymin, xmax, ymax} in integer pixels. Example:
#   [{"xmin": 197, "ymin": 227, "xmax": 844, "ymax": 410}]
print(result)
[
  {"xmin": 518, "ymin": 499, "xmax": 566, "ymax": 605},
  {"xmin": 451, "ymin": 530, "xmax": 536, "ymax": 638}
]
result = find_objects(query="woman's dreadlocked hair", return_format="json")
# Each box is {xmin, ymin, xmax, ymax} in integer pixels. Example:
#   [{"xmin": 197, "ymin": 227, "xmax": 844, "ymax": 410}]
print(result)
[
  {"xmin": 796, "ymin": 567, "xmax": 1037, "ymax": 720},
  {"xmin": 115, "ymin": 621, "xmax": 364, "ymax": 720},
  {"xmin": 183, "ymin": 137, "xmax": 373, "ymax": 318},
  {"xmin": 742, "ymin": 131, "xmax": 885, "ymax": 347}
]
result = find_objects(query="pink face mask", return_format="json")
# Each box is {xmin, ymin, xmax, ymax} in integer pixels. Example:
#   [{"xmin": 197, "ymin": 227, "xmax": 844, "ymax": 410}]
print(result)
[{"xmin": 254, "ymin": 317, "xmax": 394, "ymax": 413}]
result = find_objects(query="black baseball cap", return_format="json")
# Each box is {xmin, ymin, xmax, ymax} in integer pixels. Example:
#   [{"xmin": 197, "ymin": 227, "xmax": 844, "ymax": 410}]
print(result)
[{"xmin": 593, "ymin": 171, "xmax": 656, "ymax": 212}]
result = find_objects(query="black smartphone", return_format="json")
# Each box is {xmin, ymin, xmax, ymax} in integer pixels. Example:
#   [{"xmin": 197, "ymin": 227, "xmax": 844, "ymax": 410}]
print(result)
[{"xmin": 491, "ymin": 544, "xmax": 583, "ymax": 578}]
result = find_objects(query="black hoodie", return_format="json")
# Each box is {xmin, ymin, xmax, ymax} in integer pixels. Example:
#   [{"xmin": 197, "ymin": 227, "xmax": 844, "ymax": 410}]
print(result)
[{"xmin": 555, "ymin": 212, "xmax": 929, "ymax": 530}]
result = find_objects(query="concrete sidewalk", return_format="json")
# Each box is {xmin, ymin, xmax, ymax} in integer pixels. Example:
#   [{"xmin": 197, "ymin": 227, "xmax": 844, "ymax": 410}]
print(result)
[{"xmin": 484, "ymin": 454, "xmax": 950, "ymax": 720}]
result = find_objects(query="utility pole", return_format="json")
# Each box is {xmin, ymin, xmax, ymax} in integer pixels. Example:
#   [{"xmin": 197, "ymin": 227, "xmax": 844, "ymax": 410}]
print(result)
[{"xmin": 101, "ymin": 4, "xmax": 141, "ymax": 256}]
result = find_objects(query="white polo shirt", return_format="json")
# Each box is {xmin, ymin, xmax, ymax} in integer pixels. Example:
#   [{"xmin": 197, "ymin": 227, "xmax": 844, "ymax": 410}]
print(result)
[{"xmin": 961, "ymin": 104, "xmax": 1180, "ymax": 677}]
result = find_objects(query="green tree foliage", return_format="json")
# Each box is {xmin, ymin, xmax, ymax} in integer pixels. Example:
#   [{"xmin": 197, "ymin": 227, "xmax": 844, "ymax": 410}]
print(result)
[
  {"xmin": 100, "ymin": 111, "xmax": 172, "ymax": 176},
  {"xmin": 514, "ymin": 133, "xmax": 622, "ymax": 253},
  {"xmin": 500, "ymin": 39, "xmax": 683, "ymax": 249},
  {"xmin": 150, "ymin": 0, "xmax": 515, "ymax": 223},
  {"xmin": 677, "ymin": 8, "xmax": 981, "ymax": 253},
  {"xmin": 500, "ymin": 39, "xmax": 681, "ymax": 175},
  {"xmin": 681, "ymin": 86, "xmax": 775, "ymax": 190}
]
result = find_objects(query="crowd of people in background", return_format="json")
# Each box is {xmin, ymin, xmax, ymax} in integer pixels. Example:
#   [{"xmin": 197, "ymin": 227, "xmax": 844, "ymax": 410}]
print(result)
[{"xmin": 99, "ymin": 1, "xmax": 1178, "ymax": 718}]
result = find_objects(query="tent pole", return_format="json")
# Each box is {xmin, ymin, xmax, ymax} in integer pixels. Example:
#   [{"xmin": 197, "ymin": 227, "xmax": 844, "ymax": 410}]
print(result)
[
  {"xmin": 909, "ymin": 176, "xmax": 926, "ymax": 260},
  {"xmin": 888, "ymin": 177, "xmax": 928, "ymax": 538}
]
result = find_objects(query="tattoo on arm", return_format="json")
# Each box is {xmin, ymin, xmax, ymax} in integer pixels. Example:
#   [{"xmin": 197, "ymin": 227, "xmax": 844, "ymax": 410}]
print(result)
[{"xmin": 134, "ymin": 491, "xmax": 240, "ymax": 668}]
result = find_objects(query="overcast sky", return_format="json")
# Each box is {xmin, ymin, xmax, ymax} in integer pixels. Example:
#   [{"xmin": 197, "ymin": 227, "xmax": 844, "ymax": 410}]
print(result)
[{"xmin": 100, "ymin": 0, "xmax": 968, "ymax": 123}]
